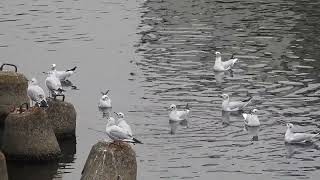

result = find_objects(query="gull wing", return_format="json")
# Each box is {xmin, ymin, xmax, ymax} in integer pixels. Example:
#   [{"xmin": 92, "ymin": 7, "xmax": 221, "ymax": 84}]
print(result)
[{"xmin": 290, "ymin": 133, "xmax": 318, "ymax": 143}]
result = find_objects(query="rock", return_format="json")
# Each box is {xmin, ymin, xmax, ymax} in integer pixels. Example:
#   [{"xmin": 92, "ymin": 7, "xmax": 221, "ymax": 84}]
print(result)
[
  {"xmin": 0, "ymin": 151, "xmax": 8, "ymax": 180},
  {"xmin": 46, "ymin": 98, "xmax": 77, "ymax": 139},
  {"xmin": 81, "ymin": 141, "xmax": 137, "ymax": 180},
  {"xmin": 1, "ymin": 108, "xmax": 61, "ymax": 161},
  {"xmin": 0, "ymin": 67, "xmax": 29, "ymax": 124}
]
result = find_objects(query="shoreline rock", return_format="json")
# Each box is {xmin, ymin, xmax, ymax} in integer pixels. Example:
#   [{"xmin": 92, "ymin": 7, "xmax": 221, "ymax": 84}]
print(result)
[
  {"xmin": 81, "ymin": 141, "xmax": 137, "ymax": 180},
  {"xmin": 0, "ymin": 71, "xmax": 29, "ymax": 125},
  {"xmin": 0, "ymin": 151, "xmax": 8, "ymax": 180},
  {"xmin": 46, "ymin": 98, "xmax": 77, "ymax": 139},
  {"xmin": 1, "ymin": 108, "xmax": 61, "ymax": 161}
]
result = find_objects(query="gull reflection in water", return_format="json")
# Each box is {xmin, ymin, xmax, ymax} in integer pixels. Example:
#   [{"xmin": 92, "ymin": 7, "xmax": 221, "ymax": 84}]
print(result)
[
  {"xmin": 244, "ymin": 125, "xmax": 260, "ymax": 141},
  {"xmin": 285, "ymin": 142, "xmax": 320, "ymax": 158},
  {"xmin": 214, "ymin": 71, "xmax": 225, "ymax": 85},
  {"xmin": 169, "ymin": 119, "xmax": 188, "ymax": 135},
  {"xmin": 221, "ymin": 110, "xmax": 231, "ymax": 126},
  {"xmin": 98, "ymin": 107, "xmax": 112, "ymax": 118},
  {"xmin": 214, "ymin": 70, "xmax": 234, "ymax": 85}
]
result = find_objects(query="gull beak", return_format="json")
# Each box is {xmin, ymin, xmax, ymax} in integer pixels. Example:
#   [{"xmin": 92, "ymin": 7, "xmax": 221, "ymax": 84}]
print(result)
[{"xmin": 114, "ymin": 112, "xmax": 118, "ymax": 116}]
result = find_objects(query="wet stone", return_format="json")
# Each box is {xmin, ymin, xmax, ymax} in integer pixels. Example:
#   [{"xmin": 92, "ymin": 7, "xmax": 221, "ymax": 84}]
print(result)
[
  {"xmin": 0, "ymin": 71, "xmax": 29, "ymax": 124},
  {"xmin": 81, "ymin": 141, "xmax": 137, "ymax": 180},
  {"xmin": 46, "ymin": 98, "xmax": 77, "ymax": 139},
  {"xmin": 1, "ymin": 108, "xmax": 61, "ymax": 161}
]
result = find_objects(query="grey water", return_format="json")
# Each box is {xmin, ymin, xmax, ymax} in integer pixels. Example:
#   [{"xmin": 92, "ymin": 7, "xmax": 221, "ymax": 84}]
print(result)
[{"xmin": 1, "ymin": 0, "xmax": 320, "ymax": 179}]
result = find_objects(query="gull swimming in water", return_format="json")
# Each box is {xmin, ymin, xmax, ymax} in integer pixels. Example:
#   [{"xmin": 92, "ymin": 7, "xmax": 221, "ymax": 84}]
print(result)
[
  {"xmin": 105, "ymin": 116, "xmax": 142, "ymax": 144},
  {"xmin": 98, "ymin": 90, "xmax": 112, "ymax": 108},
  {"xmin": 168, "ymin": 104, "xmax": 190, "ymax": 121},
  {"xmin": 213, "ymin": 51, "xmax": 238, "ymax": 72},
  {"xmin": 221, "ymin": 94, "xmax": 252, "ymax": 112},
  {"xmin": 27, "ymin": 78, "xmax": 48, "ymax": 107},
  {"xmin": 242, "ymin": 109, "xmax": 260, "ymax": 126},
  {"xmin": 45, "ymin": 73, "xmax": 65, "ymax": 97},
  {"xmin": 285, "ymin": 123, "xmax": 319, "ymax": 144},
  {"xmin": 115, "ymin": 112, "xmax": 132, "ymax": 136},
  {"xmin": 50, "ymin": 64, "xmax": 77, "ymax": 81}
]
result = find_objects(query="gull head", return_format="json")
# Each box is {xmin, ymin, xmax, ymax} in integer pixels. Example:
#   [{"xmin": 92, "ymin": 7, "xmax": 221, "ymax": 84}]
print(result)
[
  {"xmin": 215, "ymin": 51, "xmax": 221, "ymax": 56},
  {"xmin": 51, "ymin": 64, "xmax": 56, "ymax": 70},
  {"xmin": 220, "ymin": 93, "xmax": 229, "ymax": 100},
  {"xmin": 251, "ymin": 109, "xmax": 258, "ymax": 114},
  {"xmin": 107, "ymin": 117, "xmax": 116, "ymax": 125},
  {"xmin": 30, "ymin": 78, "xmax": 38, "ymax": 85},
  {"xmin": 102, "ymin": 95, "xmax": 109, "ymax": 100},
  {"xmin": 115, "ymin": 112, "xmax": 125, "ymax": 118},
  {"xmin": 286, "ymin": 123, "xmax": 294, "ymax": 129},
  {"xmin": 169, "ymin": 104, "xmax": 177, "ymax": 111}
]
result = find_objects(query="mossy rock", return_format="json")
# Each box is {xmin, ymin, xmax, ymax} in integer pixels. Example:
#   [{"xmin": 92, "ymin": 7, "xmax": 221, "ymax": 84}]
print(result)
[
  {"xmin": 81, "ymin": 141, "xmax": 137, "ymax": 180},
  {"xmin": 0, "ymin": 71, "xmax": 29, "ymax": 124},
  {"xmin": 47, "ymin": 99, "xmax": 77, "ymax": 139},
  {"xmin": 1, "ymin": 108, "xmax": 61, "ymax": 161}
]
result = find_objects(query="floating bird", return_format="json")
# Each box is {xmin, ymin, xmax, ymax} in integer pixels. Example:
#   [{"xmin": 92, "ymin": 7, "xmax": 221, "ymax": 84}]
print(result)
[
  {"xmin": 168, "ymin": 104, "xmax": 190, "ymax": 121},
  {"xmin": 285, "ymin": 123, "xmax": 319, "ymax": 144},
  {"xmin": 242, "ymin": 109, "xmax": 260, "ymax": 126},
  {"xmin": 115, "ymin": 112, "xmax": 132, "ymax": 136},
  {"xmin": 45, "ymin": 73, "xmax": 65, "ymax": 97},
  {"xmin": 27, "ymin": 78, "xmax": 48, "ymax": 107},
  {"xmin": 221, "ymin": 94, "xmax": 252, "ymax": 112},
  {"xmin": 50, "ymin": 64, "xmax": 77, "ymax": 81},
  {"xmin": 105, "ymin": 117, "xmax": 142, "ymax": 144},
  {"xmin": 213, "ymin": 51, "xmax": 238, "ymax": 72},
  {"xmin": 98, "ymin": 90, "xmax": 112, "ymax": 108}
]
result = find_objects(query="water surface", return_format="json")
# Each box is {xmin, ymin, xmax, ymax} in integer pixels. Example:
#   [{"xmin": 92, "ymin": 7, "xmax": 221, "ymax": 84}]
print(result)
[{"xmin": 1, "ymin": 0, "xmax": 320, "ymax": 179}]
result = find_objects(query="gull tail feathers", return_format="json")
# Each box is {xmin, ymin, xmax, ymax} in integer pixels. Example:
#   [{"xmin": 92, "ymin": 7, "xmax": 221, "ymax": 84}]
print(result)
[
  {"xmin": 66, "ymin": 66, "xmax": 77, "ymax": 72},
  {"xmin": 132, "ymin": 137, "xmax": 143, "ymax": 144}
]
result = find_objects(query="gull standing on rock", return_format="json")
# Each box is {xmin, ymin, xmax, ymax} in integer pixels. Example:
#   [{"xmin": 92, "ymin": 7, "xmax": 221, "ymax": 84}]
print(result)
[
  {"xmin": 50, "ymin": 64, "xmax": 77, "ymax": 82},
  {"xmin": 285, "ymin": 123, "xmax": 319, "ymax": 144},
  {"xmin": 213, "ymin": 51, "xmax": 238, "ymax": 72},
  {"xmin": 98, "ymin": 90, "xmax": 112, "ymax": 108},
  {"xmin": 115, "ymin": 112, "xmax": 132, "ymax": 136},
  {"xmin": 27, "ymin": 78, "xmax": 48, "ymax": 107},
  {"xmin": 168, "ymin": 104, "xmax": 190, "ymax": 121},
  {"xmin": 221, "ymin": 94, "xmax": 252, "ymax": 112},
  {"xmin": 242, "ymin": 109, "xmax": 260, "ymax": 126},
  {"xmin": 105, "ymin": 116, "xmax": 142, "ymax": 144},
  {"xmin": 45, "ymin": 73, "xmax": 65, "ymax": 97}
]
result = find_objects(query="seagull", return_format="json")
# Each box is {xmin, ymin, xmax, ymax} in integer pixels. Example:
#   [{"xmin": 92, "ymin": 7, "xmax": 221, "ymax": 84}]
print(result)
[
  {"xmin": 114, "ymin": 112, "xmax": 132, "ymax": 136},
  {"xmin": 285, "ymin": 123, "xmax": 319, "ymax": 144},
  {"xmin": 45, "ymin": 73, "xmax": 65, "ymax": 97},
  {"xmin": 98, "ymin": 90, "xmax": 112, "ymax": 108},
  {"xmin": 105, "ymin": 116, "xmax": 143, "ymax": 144},
  {"xmin": 27, "ymin": 78, "xmax": 48, "ymax": 107},
  {"xmin": 221, "ymin": 94, "xmax": 252, "ymax": 112},
  {"xmin": 242, "ymin": 109, "xmax": 260, "ymax": 126},
  {"xmin": 213, "ymin": 51, "xmax": 238, "ymax": 72},
  {"xmin": 168, "ymin": 104, "xmax": 190, "ymax": 121},
  {"xmin": 50, "ymin": 64, "xmax": 77, "ymax": 81}
]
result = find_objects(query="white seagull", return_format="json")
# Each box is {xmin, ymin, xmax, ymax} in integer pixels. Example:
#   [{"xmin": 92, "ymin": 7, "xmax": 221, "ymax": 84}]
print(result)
[
  {"xmin": 221, "ymin": 94, "xmax": 252, "ymax": 112},
  {"xmin": 45, "ymin": 73, "xmax": 65, "ymax": 97},
  {"xmin": 285, "ymin": 123, "xmax": 319, "ymax": 144},
  {"xmin": 168, "ymin": 104, "xmax": 190, "ymax": 121},
  {"xmin": 105, "ymin": 116, "xmax": 142, "ymax": 144},
  {"xmin": 242, "ymin": 109, "xmax": 260, "ymax": 126},
  {"xmin": 98, "ymin": 90, "xmax": 112, "ymax": 108},
  {"xmin": 213, "ymin": 51, "xmax": 238, "ymax": 72},
  {"xmin": 27, "ymin": 78, "xmax": 48, "ymax": 107},
  {"xmin": 50, "ymin": 64, "xmax": 77, "ymax": 81},
  {"xmin": 115, "ymin": 112, "xmax": 133, "ymax": 136}
]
